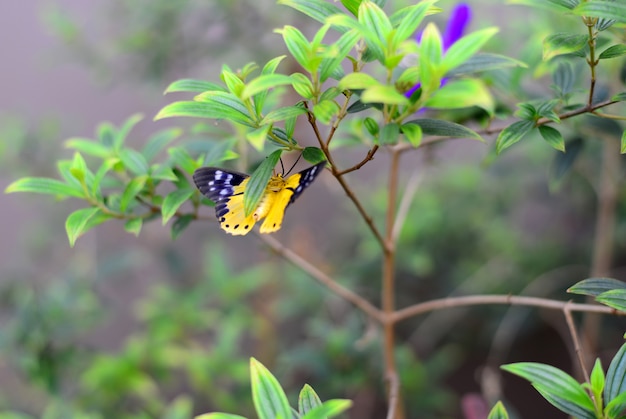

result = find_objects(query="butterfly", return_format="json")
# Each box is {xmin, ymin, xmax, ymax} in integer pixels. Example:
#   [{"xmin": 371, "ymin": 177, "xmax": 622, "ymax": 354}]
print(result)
[{"xmin": 193, "ymin": 161, "xmax": 326, "ymax": 235}]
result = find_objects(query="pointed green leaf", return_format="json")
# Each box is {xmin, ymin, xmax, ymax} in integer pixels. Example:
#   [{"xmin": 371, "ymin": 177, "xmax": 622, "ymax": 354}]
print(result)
[
  {"xmin": 262, "ymin": 106, "xmax": 308, "ymax": 125},
  {"xmin": 162, "ymin": 188, "xmax": 194, "ymax": 225},
  {"xmin": 141, "ymin": 128, "xmax": 183, "ymax": 162},
  {"xmin": 425, "ymin": 78, "xmax": 495, "ymax": 116},
  {"xmin": 543, "ymin": 33, "xmax": 588, "ymax": 60},
  {"xmin": 392, "ymin": 2, "xmax": 433, "ymax": 44},
  {"xmin": 404, "ymin": 118, "xmax": 483, "ymax": 141},
  {"xmin": 338, "ymin": 73, "xmax": 379, "ymax": 90},
  {"xmin": 250, "ymin": 358, "xmax": 292, "ymax": 419},
  {"xmin": 613, "ymin": 92, "xmax": 626, "ymax": 102},
  {"xmin": 290, "ymin": 73, "xmax": 315, "ymax": 99},
  {"xmin": 5, "ymin": 177, "xmax": 84, "ymax": 198},
  {"xmin": 501, "ymin": 363, "xmax": 595, "ymax": 415},
  {"xmin": 496, "ymin": 120, "xmax": 535, "ymax": 154},
  {"xmin": 244, "ymin": 151, "xmax": 282, "ymax": 217},
  {"xmin": 64, "ymin": 138, "xmax": 111, "ymax": 158},
  {"xmin": 300, "ymin": 400, "xmax": 352, "ymax": 419},
  {"xmin": 621, "ymin": 130, "xmax": 626, "ymax": 154},
  {"xmin": 596, "ymin": 289, "xmax": 626, "ymax": 312},
  {"xmin": 538, "ymin": 125, "xmax": 565, "ymax": 152},
  {"xmin": 119, "ymin": 149, "xmax": 150, "ymax": 175},
  {"xmin": 605, "ymin": 342, "xmax": 626, "ymax": 402},
  {"xmin": 508, "ymin": 0, "xmax": 576, "ymax": 13},
  {"xmin": 221, "ymin": 69, "xmax": 246, "ymax": 97},
  {"xmin": 298, "ymin": 384, "xmax": 323, "ymax": 415},
  {"xmin": 605, "ymin": 387, "xmax": 626, "ymax": 417},
  {"xmin": 599, "ymin": 44, "xmax": 626, "ymax": 60},
  {"xmin": 447, "ymin": 53, "xmax": 527, "ymax": 77},
  {"xmin": 169, "ymin": 147, "xmax": 201, "ymax": 175},
  {"xmin": 156, "ymin": 99, "xmax": 254, "ymax": 127},
  {"xmin": 277, "ymin": 25, "xmax": 312, "ymax": 72},
  {"xmin": 358, "ymin": 1, "xmax": 392, "ymax": 50},
  {"xmin": 164, "ymin": 79, "xmax": 227, "ymax": 94},
  {"xmin": 254, "ymin": 56, "xmax": 287, "ymax": 115},
  {"xmin": 361, "ymin": 85, "xmax": 409, "ymax": 105},
  {"xmin": 568, "ymin": 277, "xmax": 626, "ymax": 297},
  {"xmin": 65, "ymin": 207, "xmax": 103, "ymax": 247},
  {"xmin": 247, "ymin": 125, "xmax": 271, "ymax": 152},
  {"xmin": 124, "ymin": 217, "xmax": 143, "ymax": 237},
  {"xmin": 120, "ymin": 175, "xmax": 148, "ymax": 212},
  {"xmin": 533, "ymin": 385, "xmax": 595, "ymax": 419},
  {"xmin": 195, "ymin": 413, "xmax": 248, "ymax": 419},
  {"xmin": 487, "ymin": 401, "xmax": 509, "ymax": 419},
  {"xmin": 442, "ymin": 27, "xmax": 499, "ymax": 73},
  {"xmin": 419, "ymin": 23, "xmax": 443, "ymax": 91},
  {"xmin": 277, "ymin": 0, "xmax": 344, "ymax": 25},
  {"xmin": 241, "ymin": 75, "xmax": 294, "ymax": 100},
  {"xmin": 171, "ymin": 214, "xmax": 194, "ymax": 240},
  {"xmin": 573, "ymin": 1, "xmax": 626, "ymax": 24},
  {"xmin": 319, "ymin": 29, "xmax": 360, "ymax": 82},
  {"xmin": 590, "ymin": 359, "xmax": 605, "ymax": 397}
]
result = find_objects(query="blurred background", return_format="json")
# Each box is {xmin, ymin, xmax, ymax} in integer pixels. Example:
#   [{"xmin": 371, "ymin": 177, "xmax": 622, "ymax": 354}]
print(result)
[{"xmin": 1, "ymin": 1, "xmax": 626, "ymax": 418}]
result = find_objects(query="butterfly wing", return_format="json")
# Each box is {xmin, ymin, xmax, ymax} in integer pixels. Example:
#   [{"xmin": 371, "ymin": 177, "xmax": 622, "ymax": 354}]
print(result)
[
  {"xmin": 259, "ymin": 161, "xmax": 326, "ymax": 233},
  {"xmin": 287, "ymin": 161, "xmax": 326, "ymax": 206},
  {"xmin": 193, "ymin": 168, "xmax": 257, "ymax": 235}
]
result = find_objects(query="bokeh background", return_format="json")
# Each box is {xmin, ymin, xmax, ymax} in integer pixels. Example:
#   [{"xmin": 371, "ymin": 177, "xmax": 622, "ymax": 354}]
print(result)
[{"xmin": 1, "ymin": 1, "xmax": 625, "ymax": 418}]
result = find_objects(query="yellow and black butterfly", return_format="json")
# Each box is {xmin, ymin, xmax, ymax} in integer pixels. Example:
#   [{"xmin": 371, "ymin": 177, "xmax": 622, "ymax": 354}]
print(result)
[{"xmin": 193, "ymin": 162, "xmax": 326, "ymax": 235}]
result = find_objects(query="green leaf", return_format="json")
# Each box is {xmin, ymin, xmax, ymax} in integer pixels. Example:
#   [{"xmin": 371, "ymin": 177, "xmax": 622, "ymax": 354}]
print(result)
[
  {"xmin": 573, "ymin": 1, "xmax": 626, "ymax": 24},
  {"xmin": 568, "ymin": 277, "xmax": 626, "ymax": 297},
  {"xmin": 425, "ymin": 78, "xmax": 495, "ymax": 116},
  {"xmin": 171, "ymin": 214, "xmax": 194, "ymax": 240},
  {"xmin": 612, "ymin": 92, "xmax": 626, "ymax": 102},
  {"xmin": 543, "ymin": 33, "xmax": 589, "ymax": 60},
  {"xmin": 487, "ymin": 401, "xmax": 509, "ymax": 419},
  {"xmin": 64, "ymin": 138, "xmax": 111, "ymax": 158},
  {"xmin": 300, "ymin": 400, "xmax": 352, "ymax": 419},
  {"xmin": 622, "ymin": 130, "xmax": 626, "ymax": 154},
  {"xmin": 298, "ymin": 384, "xmax": 323, "ymax": 415},
  {"xmin": 244, "ymin": 151, "xmax": 282, "ymax": 217},
  {"xmin": 419, "ymin": 23, "xmax": 443, "ymax": 91},
  {"xmin": 124, "ymin": 218, "xmax": 143, "ymax": 237},
  {"xmin": 221, "ymin": 69, "xmax": 246, "ymax": 97},
  {"xmin": 596, "ymin": 289, "xmax": 626, "ymax": 311},
  {"xmin": 605, "ymin": 342, "xmax": 626, "ymax": 402},
  {"xmin": 403, "ymin": 118, "xmax": 483, "ymax": 141},
  {"xmin": 168, "ymin": 147, "xmax": 200, "ymax": 175},
  {"xmin": 392, "ymin": 2, "xmax": 433, "ymax": 44},
  {"xmin": 358, "ymin": 1, "xmax": 392, "ymax": 53},
  {"xmin": 262, "ymin": 106, "xmax": 308, "ymax": 125},
  {"xmin": 290, "ymin": 73, "xmax": 315, "ymax": 99},
  {"xmin": 447, "ymin": 53, "xmax": 527, "ymax": 77},
  {"xmin": 164, "ymin": 79, "xmax": 227, "ymax": 94},
  {"xmin": 141, "ymin": 128, "xmax": 183, "ymax": 162},
  {"xmin": 501, "ymin": 363, "xmax": 595, "ymax": 417},
  {"xmin": 120, "ymin": 175, "xmax": 148, "ymax": 212},
  {"xmin": 255, "ymin": 56, "xmax": 287, "ymax": 115},
  {"xmin": 380, "ymin": 122, "xmax": 400, "ymax": 145},
  {"xmin": 319, "ymin": 29, "xmax": 360, "ymax": 82},
  {"xmin": 496, "ymin": 120, "xmax": 535, "ymax": 154},
  {"xmin": 65, "ymin": 207, "xmax": 103, "ymax": 247},
  {"xmin": 302, "ymin": 147, "xmax": 326, "ymax": 164},
  {"xmin": 155, "ymin": 100, "xmax": 254, "ymax": 128},
  {"xmin": 312, "ymin": 100, "xmax": 341, "ymax": 124},
  {"xmin": 277, "ymin": 0, "xmax": 343, "ymax": 25},
  {"xmin": 590, "ymin": 359, "xmax": 605, "ymax": 397},
  {"xmin": 97, "ymin": 121, "xmax": 116, "ymax": 147},
  {"xmin": 5, "ymin": 177, "xmax": 84, "ymax": 198},
  {"xmin": 114, "ymin": 114, "xmax": 143, "ymax": 151},
  {"xmin": 162, "ymin": 188, "xmax": 194, "ymax": 225},
  {"xmin": 277, "ymin": 25, "xmax": 312, "ymax": 73},
  {"xmin": 508, "ymin": 0, "xmax": 576, "ymax": 13},
  {"xmin": 605, "ymin": 388, "xmax": 626, "ymax": 417},
  {"xmin": 442, "ymin": 27, "xmax": 499, "ymax": 73},
  {"xmin": 338, "ymin": 73, "xmax": 379, "ymax": 90},
  {"xmin": 250, "ymin": 358, "xmax": 292, "ymax": 419},
  {"xmin": 241, "ymin": 74, "xmax": 294, "ymax": 100},
  {"xmin": 119, "ymin": 149, "xmax": 150, "ymax": 175},
  {"xmin": 247, "ymin": 126, "xmax": 271, "ymax": 152},
  {"xmin": 361, "ymin": 85, "xmax": 409, "ymax": 105},
  {"xmin": 401, "ymin": 122, "xmax": 422, "ymax": 147},
  {"xmin": 195, "ymin": 413, "xmax": 248, "ymax": 419},
  {"xmin": 599, "ymin": 44, "xmax": 626, "ymax": 60},
  {"xmin": 553, "ymin": 61, "xmax": 575, "ymax": 95},
  {"xmin": 538, "ymin": 125, "xmax": 565, "ymax": 152}
]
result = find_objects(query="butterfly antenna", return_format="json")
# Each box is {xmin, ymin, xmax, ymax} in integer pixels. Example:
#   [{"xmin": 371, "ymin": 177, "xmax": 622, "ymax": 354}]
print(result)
[
  {"xmin": 285, "ymin": 153, "xmax": 303, "ymax": 176},
  {"xmin": 279, "ymin": 157, "xmax": 285, "ymax": 175}
]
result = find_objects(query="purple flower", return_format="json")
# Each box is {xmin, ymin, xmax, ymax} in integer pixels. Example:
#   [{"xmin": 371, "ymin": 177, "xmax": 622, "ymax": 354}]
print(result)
[{"xmin": 406, "ymin": 3, "xmax": 472, "ymax": 98}]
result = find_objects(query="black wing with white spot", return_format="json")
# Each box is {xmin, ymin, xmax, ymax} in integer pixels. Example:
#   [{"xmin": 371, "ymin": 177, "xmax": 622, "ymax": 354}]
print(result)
[
  {"xmin": 193, "ymin": 168, "xmax": 249, "ymax": 218},
  {"xmin": 288, "ymin": 161, "xmax": 326, "ymax": 205}
]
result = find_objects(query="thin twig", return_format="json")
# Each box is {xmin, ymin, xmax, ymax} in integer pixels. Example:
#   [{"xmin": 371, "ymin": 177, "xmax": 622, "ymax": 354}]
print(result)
[
  {"xmin": 391, "ymin": 295, "xmax": 621, "ymax": 324},
  {"xmin": 255, "ymin": 233, "xmax": 384, "ymax": 323},
  {"xmin": 385, "ymin": 371, "xmax": 400, "ymax": 419},
  {"xmin": 336, "ymin": 145, "xmax": 380, "ymax": 176},
  {"xmin": 392, "ymin": 169, "xmax": 423, "ymax": 242},
  {"xmin": 563, "ymin": 303, "xmax": 591, "ymax": 384}
]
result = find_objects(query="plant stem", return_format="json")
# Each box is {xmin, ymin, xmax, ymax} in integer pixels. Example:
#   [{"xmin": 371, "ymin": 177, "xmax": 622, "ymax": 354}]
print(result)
[{"xmin": 383, "ymin": 149, "xmax": 401, "ymax": 418}]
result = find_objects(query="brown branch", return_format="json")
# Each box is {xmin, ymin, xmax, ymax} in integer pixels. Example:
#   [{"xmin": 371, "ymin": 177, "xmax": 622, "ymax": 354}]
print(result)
[
  {"xmin": 336, "ymin": 145, "xmax": 380, "ymax": 176},
  {"xmin": 256, "ymin": 233, "xmax": 384, "ymax": 323},
  {"xmin": 385, "ymin": 371, "xmax": 400, "ymax": 419},
  {"xmin": 391, "ymin": 295, "xmax": 622, "ymax": 324},
  {"xmin": 563, "ymin": 304, "xmax": 591, "ymax": 384}
]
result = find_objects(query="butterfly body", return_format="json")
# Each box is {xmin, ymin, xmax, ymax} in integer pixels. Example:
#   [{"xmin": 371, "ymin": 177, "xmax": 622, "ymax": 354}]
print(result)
[{"xmin": 193, "ymin": 162, "xmax": 325, "ymax": 235}]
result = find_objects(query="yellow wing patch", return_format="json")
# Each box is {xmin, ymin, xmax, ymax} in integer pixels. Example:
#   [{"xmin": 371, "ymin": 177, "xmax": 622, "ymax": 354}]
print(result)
[{"xmin": 192, "ymin": 162, "xmax": 325, "ymax": 236}]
